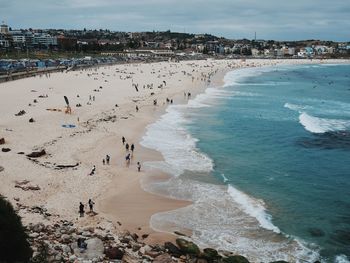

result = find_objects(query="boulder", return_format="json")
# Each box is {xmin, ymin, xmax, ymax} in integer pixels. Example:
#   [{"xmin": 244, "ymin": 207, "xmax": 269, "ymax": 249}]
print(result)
[
  {"xmin": 153, "ymin": 253, "xmax": 174, "ymax": 263},
  {"xmin": 32, "ymin": 223, "xmax": 45, "ymax": 233},
  {"xmin": 29, "ymin": 118, "xmax": 35, "ymax": 123},
  {"xmin": 26, "ymin": 149, "xmax": 46, "ymax": 158},
  {"xmin": 104, "ymin": 247, "xmax": 124, "ymax": 260},
  {"xmin": 132, "ymin": 243, "xmax": 141, "ymax": 252},
  {"xmin": 2, "ymin": 148, "xmax": 11, "ymax": 152},
  {"xmin": 72, "ymin": 237, "xmax": 104, "ymax": 260},
  {"xmin": 176, "ymin": 238, "xmax": 200, "ymax": 255},
  {"xmin": 223, "ymin": 255, "xmax": 250, "ymax": 263},
  {"xmin": 29, "ymin": 232, "xmax": 40, "ymax": 238},
  {"xmin": 164, "ymin": 242, "xmax": 181, "ymax": 257},
  {"xmin": 203, "ymin": 248, "xmax": 220, "ymax": 260},
  {"xmin": 60, "ymin": 234, "xmax": 71, "ymax": 244}
]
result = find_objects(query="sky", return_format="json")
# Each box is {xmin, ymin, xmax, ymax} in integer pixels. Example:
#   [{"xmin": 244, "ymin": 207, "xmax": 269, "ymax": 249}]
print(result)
[{"xmin": 1, "ymin": 0, "xmax": 349, "ymax": 41}]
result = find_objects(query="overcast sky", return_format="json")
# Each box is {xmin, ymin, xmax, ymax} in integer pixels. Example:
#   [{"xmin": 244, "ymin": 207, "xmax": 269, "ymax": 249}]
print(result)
[{"xmin": 1, "ymin": 0, "xmax": 349, "ymax": 41}]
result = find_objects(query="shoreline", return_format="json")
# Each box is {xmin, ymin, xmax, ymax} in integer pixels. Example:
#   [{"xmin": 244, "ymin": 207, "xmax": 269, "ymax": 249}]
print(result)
[
  {"xmin": 97, "ymin": 64, "xmax": 228, "ymax": 245},
  {"xmin": 1, "ymin": 58, "xmax": 349, "ymax": 261}
]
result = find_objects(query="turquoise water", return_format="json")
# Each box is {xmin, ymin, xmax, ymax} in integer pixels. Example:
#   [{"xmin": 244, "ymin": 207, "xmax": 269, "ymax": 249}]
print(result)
[
  {"xmin": 188, "ymin": 64, "xmax": 350, "ymax": 262},
  {"xmin": 141, "ymin": 63, "xmax": 350, "ymax": 263}
]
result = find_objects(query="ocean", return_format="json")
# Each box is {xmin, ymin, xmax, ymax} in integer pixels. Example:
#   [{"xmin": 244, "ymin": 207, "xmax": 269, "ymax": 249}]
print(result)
[{"xmin": 141, "ymin": 63, "xmax": 350, "ymax": 263}]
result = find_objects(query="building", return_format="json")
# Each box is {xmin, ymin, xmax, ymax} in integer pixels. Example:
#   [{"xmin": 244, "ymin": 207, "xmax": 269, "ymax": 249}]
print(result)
[
  {"xmin": 32, "ymin": 33, "xmax": 57, "ymax": 47},
  {"xmin": 251, "ymin": 48, "xmax": 260, "ymax": 57},
  {"xmin": 0, "ymin": 34, "xmax": 10, "ymax": 48},
  {"xmin": 10, "ymin": 30, "xmax": 26, "ymax": 47},
  {"xmin": 0, "ymin": 22, "xmax": 9, "ymax": 34},
  {"xmin": 57, "ymin": 35, "xmax": 77, "ymax": 50}
]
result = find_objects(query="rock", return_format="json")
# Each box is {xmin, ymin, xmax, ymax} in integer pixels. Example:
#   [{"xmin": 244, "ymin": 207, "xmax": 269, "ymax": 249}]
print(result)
[
  {"xmin": 197, "ymin": 259, "xmax": 208, "ymax": 263},
  {"xmin": 269, "ymin": 261, "xmax": 290, "ymax": 263},
  {"xmin": 26, "ymin": 149, "xmax": 46, "ymax": 158},
  {"xmin": 176, "ymin": 238, "xmax": 200, "ymax": 255},
  {"xmin": 82, "ymin": 231, "xmax": 91, "ymax": 237},
  {"xmin": 32, "ymin": 223, "xmax": 45, "ymax": 232},
  {"xmin": 83, "ymin": 226, "xmax": 95, "ymax": 233},
  {"xmin": 29, "ymin": 232, "xmax": 40, "ymax": 238},
  {"xmin": 29, "ymin": 118, "xmax": 35, "ymax": 123},
  {"xmin": 132, "ymin": 243, "xmax": 141, "ymax": 252},
  {"xmin": 0, "ymin": 166, "xmax": 4, "ymax": 172},
  {"xmin": 203, "ymin": 248, "xmax": 220, "ymax": 260},
  {"xmin": 104, "ymin": 247, "xmax": 124, "ymax": 260},
  {"xmin": 60, "ymin": 234, "xmax": 71, "ymax": 244},
  {"xmin": 223, "ymin": 255, "xmax": 250, "ymax": 263},
  {"xmin": 120, "ymin": 237, "xmax": 131, "ymax": 244},
  {"xmin": 139, "ymin": 245, "xmax": 152, "ymax": 254},
  {"xmin": 153, "ymin": 253, "xmax": 174, "ymax": 263},
  {"xmin": 72, "ymin": 237, "xmax": 104, "ymax": 260},
  {"xmin": 104, "ymin": 233, "xmax": 115, "ymax": 241},
  {"xmin": 61, "ymin": 244, "xmax": 71, "ymax": 254},
  {"xmin": 69, "ymin": 255, "xmax": 77, "ymax": 262},
  {"xmin": 131, "ymin": 233, "xmax": 139, "ymax": 241},
  {"xmin": 164, "ymin": 242, "xmax": 181, "ymax": 257},
  {"xmin": 145, "ymin": 250, "xmax": 161, "ymax": 258},
  {"xmin": 2, "ymin": 148, "xmax": 11, "ymax": 152},
  {"xmin": 142, "ymin": 234, "xmax": 149, "ymax": 239},
  {"xmin": 0, "ymin": 138, "xmax": 5, "ymax": 144},
  {"xmin": 122, "ymin": 253, "xmax": 139, "ymax": 263}
]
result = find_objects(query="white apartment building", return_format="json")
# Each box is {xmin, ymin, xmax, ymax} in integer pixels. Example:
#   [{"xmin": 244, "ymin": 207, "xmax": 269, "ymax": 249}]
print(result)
[{"xmin": 32, "ymin": 33, "xmax": 57, "ymax": 46}]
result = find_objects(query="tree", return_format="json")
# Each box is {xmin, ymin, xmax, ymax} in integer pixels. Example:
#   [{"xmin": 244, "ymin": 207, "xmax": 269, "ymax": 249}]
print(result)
[{"xmin": 0, "ymin": 196, "xmax": 32, "ymax": 262}]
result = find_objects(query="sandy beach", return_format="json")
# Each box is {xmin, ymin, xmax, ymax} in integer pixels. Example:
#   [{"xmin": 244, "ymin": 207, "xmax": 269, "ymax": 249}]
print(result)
[{"xmin": 0, "ymin": 58, "xmax": 347, "ymax": 248}]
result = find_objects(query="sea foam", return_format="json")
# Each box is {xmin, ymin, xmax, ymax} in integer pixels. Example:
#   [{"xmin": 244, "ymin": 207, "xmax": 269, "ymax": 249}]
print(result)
[
  {"xmin": 227, "ymin": 185, "xmax": 280, "ymax": 233},
  {"xmin": 299, "ymin": 112, "xmax": 350, "ymax": 134},
  {"xmin": 284, "ymin": 102, "xmax": 350, "ymax": 134},
  {"xmin": 141, "ymin": 67, "xmax": 320, "ymax": 263}
]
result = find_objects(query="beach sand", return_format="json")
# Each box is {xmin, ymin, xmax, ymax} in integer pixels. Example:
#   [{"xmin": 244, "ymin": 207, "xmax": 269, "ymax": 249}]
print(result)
[{"xmin": 0, "ymin": 58, "xmax": 346, "ymax": 246}]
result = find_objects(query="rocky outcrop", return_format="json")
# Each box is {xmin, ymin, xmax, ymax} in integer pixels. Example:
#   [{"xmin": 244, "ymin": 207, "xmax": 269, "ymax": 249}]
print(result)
[
  {"xmin": 176, "ymin": 238, "xmax": 200, "ymax": 255},
  {"xmin": 223, "ymin": 255, "xmax": 250, "ymax": 263}
]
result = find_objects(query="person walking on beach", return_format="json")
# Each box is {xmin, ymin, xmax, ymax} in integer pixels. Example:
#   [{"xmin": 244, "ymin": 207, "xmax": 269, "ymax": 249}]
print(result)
[
  {"xmin": 136, "ymin": 105, "xmax": 139, "ymax": 112},
  {"xmin": 125, "ymin": 143, "xmax": 129, "ymax": 151},
  {"xmin": 79, "ymin": 202, "xmax": 85, "ymax": 217},
  {"xmin": 106, "ymin": 155, "xmax": 110, "ymax": 165},
  {"xmin": 102, "ymin": 159, "xmax": 105, "ymax": 165},
  {"xmin": 130, "ymin": 144, "xmax": 135, "ymax": 153},
  {"xmin": 137, "ymin": 162, "xmax": 141, "ymax": 172},
  {"xmin": 125, "ymin": 153, "xmax": 131, "ymax": 167},
  {"xmin": 122, "ymin": 136, "xmax": 126, "ymax": 145},
  {"xmin": 88, "ymin": 199, "xmax": 95, "ymax": 212}
]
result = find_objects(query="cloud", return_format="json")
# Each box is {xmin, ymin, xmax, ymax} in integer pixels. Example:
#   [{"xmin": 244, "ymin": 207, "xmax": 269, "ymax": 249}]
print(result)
[{"xmin": 1, "ymin": 0, "xmax": 349, "ymax": 41}]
